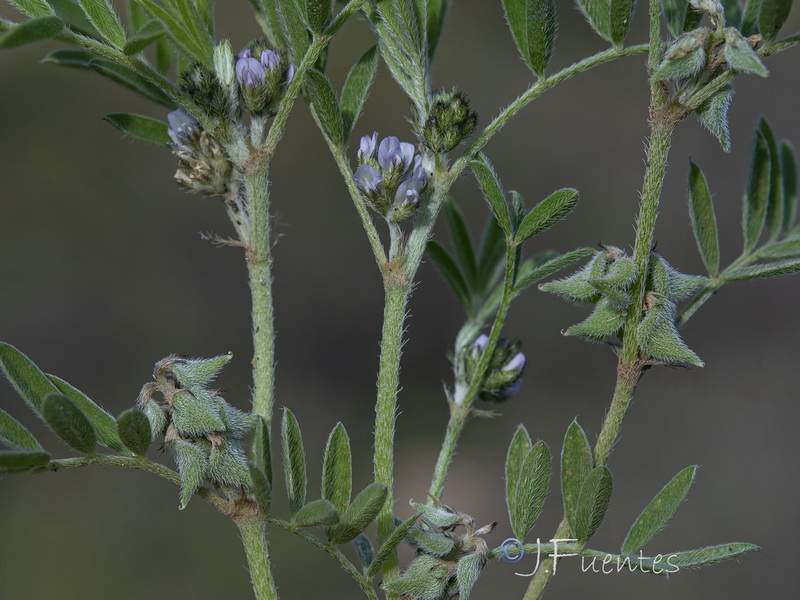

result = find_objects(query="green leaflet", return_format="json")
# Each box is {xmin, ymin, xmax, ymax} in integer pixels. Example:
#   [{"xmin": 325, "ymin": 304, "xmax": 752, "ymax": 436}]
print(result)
[
  {"xmin": 171, "ymin": 389, "xmax": 226, "ymax": 436},
  {"xmin": 42, "ymin": 49, "xmax": 177, "ymax": 107},
  {"xmin": 741, "ymin": 0, "xmax": 764, "ymax": 37},
  {"xmin": 695, "ymin": 84, "xmax": 733, "ymax": 153},
  {"xmin": 103, "ymin": 113, "xmax": 170, "ymax": 146},
  {"xmin": 0, "ymin": 450, "xmax": 51, "ymax": 472},
  {"xmin": 508, "ymin": 440, "xmax": 551, "ymax": 540},
  {"xmin": 505, "ymin": 425, "xmax": 533, "ymax": 526},
  {"xmin": 723, "ymin": 258, "xmax": 800, "ymax": 280},
  {"xmin": 293, "ymin": 498, "xmax": 340, "ymax": 527},
  {"xmin": 122, "ymin": 18, "xmax": 166, "ymax": 55},
  {"xmin": 561, "ymin": 420, "xmax": 593, "ymax": 536},
  {"xmin": 42, "ymin": 393, "xmax": 97, "ymax": 454},
  {"xmin": 170, "ymin": 438, "xmax": 206, "ymax": 509},
  {"xmin": 574, "ymin": 466, "xmax": 613, "ymax": 545},
  {"xmin": 248, "ymin": 462, "xmax": 272, "ymax": 515},
  {"xmin": 426, "ymin": 0, "xmax": 450, "ymax": 60},
  {"xmin": 367, "ymin": 512, "xmax": 420, "ymax": 578},
  {"xmin": 408, "ymin": 528, "xmax": 456, "ymax": 556},
  {"xmin": 116, "ymin": 408, "xmax": 152, "ymax": 456},
  {"xmin": 340, "ymin": 46, "xmax": 378, "ymax": 140},
  {"xmin": 575, "ymin": 0, "xmax": 612, "ymax": 42},
  {"xmin": 78, "ymin": 0, "xmax": 126, "ymax": 49},
  {"xmin": 444, "ymin": 198, "xmax": 478, "ymax": 290},
  {"xmin": 758, "ymin": 0, "xmax": 793, "ymax": 42},
  {"xmin": 50, "ymin": 0, "xmax": 102, "ymax": 39},
  {"xmin": 0, "ymin": 408, "xmax": 43, "ymax": 451},
  {"xmin": 303, "ymin": 0, "xmax": 333, "ymax": 33},
  {"xmin": 352, "ymin": 533, "xmax": 375, "ymax": 568},
  {"xmin": 305, "ymin": 69, "xmax": 344, "ymax": 147},
  {"xmin": 0, "ymin": 15, "xmax": 63, "ymax": 49},
  {"xmin": 621, "ymin": 466, "xmax": 697, "ymax": 554},
  {"xmin": 661, "ymin": 0, "xmax": 688, "ymax": 38},
  {"xmin": 171, "ymin": 353, "xmax": 231, "ymax": 388},
  {"xmin": 49, "ymin": 374, "xmax": 127, "ymax": 453},
  {"xmin": 135, "ymin": 0, "xmax": 211, "ymax": 67},
  {"xmin": 513, "ymin": 248, "xmax": 594, "ymax": 295},
  {"xmin": 0, "ymin": 342, "xmax": 60, "ymax": 415},
  {"xmin": 609, "ymin": 0, "xmax": 636, "ymax": 47},
  {"xmin": 755, "ymin": 238, "xmax": 800, "ymax": 259},
  {"xmin": 321, "ymin": 422, "xmax": 352, "ymax": 514},
  {"xmin": 782, "ymin": 141, "xmax": 798, "ymax": 233},
  {"xmin": 327, "ymin": 482, "xmax": 388, "ymax": 544},
  {"xmin": 687, "ymin": 161, "xmax": 720, "ymax": 277},
  {"xmin": 456, "ymin": 553, "xmax": 485, "ymax": 600},
  {"xmin": 502, "ymin": 0, "xmax": 557, "ymax": 77},
  {"xmin": 471, "ymin": 155, "xmax": 512, "ymax": 237},
  {"xmin": 514, "ymin": 188, "xmax": 579, "ymax": 244},
  {"xmin": 564, "ymin": 298, "xmax": 626, "ymax": 341},
  {"xmin": 282, "ymin": 408, "xmax": 307, "ymax": 515},
  {"xmin": 251, "ymin": 415, "xmax": 273, "ymax": 487},
  {"xmin": 742, "ymin": 128, "xmax": 771, "ymax": 253},
  {"xmin": 759, "ymin": 119, "xmax": 783, "ymax": 240},
  {"xmin": 7, "ymin": 0, "xmax": 54, "ymax": 18},
  {"xmin": 426, "ymin": 240, "xmax": 472, "ymax": 313},
  {"xmin": 723, "ymin": 27, "xmax": 768, "ymax": 77},
  {"xmin": 277, "ymin": 0, "xmax": 310, "ymax": 65},
  {"xmin": 539, "ymin": 251, "xmax": 605, "ymax": 303}
]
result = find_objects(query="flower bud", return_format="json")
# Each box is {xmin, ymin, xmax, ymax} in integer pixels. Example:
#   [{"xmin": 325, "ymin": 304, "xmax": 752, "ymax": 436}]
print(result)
[
  {"xmin": 167, "ymin": 108, "xmax": 233, "ymax": 196},
  {"xmin": 422, "ymin": 90, "xmax": 478, "ymax": 153},
  {"xmin": 235, "ymin": 43, "xmax": 295, "ymax": 115},
  {"xmin": 358, "ymin": 132, "xmax": 379, "ymax": 162},
  {"xmin": 464, "ymin": 337, "xmax": 525, "ymax": 403}
]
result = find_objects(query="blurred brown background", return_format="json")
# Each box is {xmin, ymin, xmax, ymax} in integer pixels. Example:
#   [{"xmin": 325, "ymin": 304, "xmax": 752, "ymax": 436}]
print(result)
[{"xmin": 1, "ymin": 2, "xmax": 799, "ymax": 599}]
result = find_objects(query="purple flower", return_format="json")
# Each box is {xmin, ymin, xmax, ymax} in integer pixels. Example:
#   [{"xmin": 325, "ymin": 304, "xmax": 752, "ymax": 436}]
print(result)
[
  {"xmin": 286, "ymin": 63, "xmax": 296, "ymax": 85},
  {"xmin": 354, "ymin": 165, "xmax": 383, "ymax": 195},
  {"xmin": 260, "ymin": 49, "xmax": 280, "ymax": 71},
  {"xmin": 167, "ymin": 108, "xmax": 200, "ymax": 147},
  {"xmin": 378, "ymin": 136, "xmax": 415, "ymax": 172},
  {"xmin": 236, "ymin": 56, "xmax": 266, "ymax": 88},
  {"xmin": 472, "ymin": 334, "xmax": 490, "ymax": 356},
  {"xmin": 358, "ymin": 132, "xmax": 379, "ymax": 161},
  {"xmin": 395, "ymin": 174, "xmax": 425, "ymax": 207},
  {"xmin": 503, "ymin": 352, "xmax": 526, "ymax": 372},
  {"xmin": 238, "ymin": 49, "xmax": 252, "ymax": 59}
]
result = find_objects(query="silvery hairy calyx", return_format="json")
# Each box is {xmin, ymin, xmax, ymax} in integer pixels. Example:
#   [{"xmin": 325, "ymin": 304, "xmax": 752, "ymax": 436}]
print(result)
[{"xmin": 1, "ymin": 1, "xmax": 799, "ymax": 599}]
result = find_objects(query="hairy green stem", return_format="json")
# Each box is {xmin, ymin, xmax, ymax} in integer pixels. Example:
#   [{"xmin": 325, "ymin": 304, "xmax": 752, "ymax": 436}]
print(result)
[
  {"xmin": 373, "ymin": 280, "xmax": 410, "ymax": 585},
  {"xmin": 237, "ymin": 517, "xmax": 279, "ymax": 600},
  {"xmin": 267, "ymin": 516, "xmax": 378, "ymax": 600},
  {"xmin": 428, "ymin": 243, "xmax": 518, "ymax": 499},
  {"xmin": 244, "ymin": 167, "xmax": 277, "ymax": 424}
]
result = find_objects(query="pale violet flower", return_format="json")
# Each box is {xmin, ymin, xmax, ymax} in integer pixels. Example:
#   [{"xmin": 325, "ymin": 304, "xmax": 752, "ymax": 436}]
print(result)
[
  {"xmin": 260, "ymin": 49, "xmax": 280, "ymax": 71},
  {"xmin": 354, "ymin": 165, "xmax": 383, "ymax": 195},
  {"xmin": 503, "ymin": 352, "xmax": 526, "ymax": 372},
  {"xmin": 378, "ymin": 136, "xmax": 415, "ymax": 173},
  {"xmin": 236, "ymin": 55, "xmax": 266, "ymax": 88},
  {"xmin": 358, "ymin": 132, "xmax": 379, "ymax": 161}
]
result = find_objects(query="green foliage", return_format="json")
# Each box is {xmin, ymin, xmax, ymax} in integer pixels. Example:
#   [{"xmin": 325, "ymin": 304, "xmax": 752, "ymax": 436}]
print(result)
[
  {"xmin": 170, "ymin": 438, "xmax": 207, "ymax": 509},
  {"xmin": 276, "ymin": 0, "xmax": 310, "ymax": 64},
  {"xmin": 471, "ymin": 155, "xmax": 513, "ymax": 237},
  {"xmin": 0, "ymin": 15, "xmax": 63, "ymax": 49},
  {"xmin": 42, "ymin": 393, "xmax": 97, "ymax": 454},
  {"xmin": 0, "ymin": 408, "xmax": 43, "ymax": 451},
  {"xmin": 425, "ymin": 0, "xmax": 450, "ymax": 59},
  {"xmin": 0, "ymin": 342, "xmax": 60, "ymax": 416},
  {"xmin": 116, "ymin": 409, "xmax": 152, "ymax": 456},
  {"xmin": 367, "ymin": 512, "xmax": 420, "ymax": 578},
  {"xmin": 281, "ymin": 408, "xmax": 307, "ymax": 515},
  {"xmin": 43, "ymin": 49, "xmax": 178, "ymax": 107},
  {"xmin": 502, "ymin": 0, "xmax": 557, "ymax": 77},
  {"xmin": 609, "ymin": 0, "xmax": 636, "ymax": 47},
  {"xmin": 687, "ymin": 161, "xmax": 721, "ymax": 277},
  {"xmin": 305, "ymin": 69, "xmax": 344, "ymax": 147},
  {"xmin": 352, "ymin": 533, "xmax": 375, "ymax": 568},
  {"xmin": 135, "ymin": 0, "xmax": 213, "ymax": 67},
  {"xmin": 574, "ymin": 466, "xmax": 613, "ymax": 544},
  {"xmin": 6, "ymin": 0, "xmax": 54, "ymax": 18},
  {"xmin": 514, "ymin": 188, "xmax": 579, "ymax": 244},
  {"xmin": 407, "ymin": 527, "xmax": 456, "ymax": 556},
  {"xmin": 103, "ymin": 113, "xmax": 170, "ymax": 146},
  {"xmin": 321, "ymin": 423, "xmax": 352, "ymax": 514},
  {"xmin": 0, "ymin": 450, "xmax": 51, "ymax": 472},
  {"xmin": 293, "ymin": 498, "xmax": 340, "ymax": 527},
  {"xmin": 382, "ymin": 554, "xmax": 451, "ymax": 600},
  {"xmin": 662, "ymin": 0, "xmax": 691, "ymax": 38},
  {"xmin": 621, "ymin": 466, "xmax": 697, "ymax": 554},
  {"xmin": 657, "ymin": 542, "xmax": 760, "ymax": 568},
  {"xmin": 248, "ymin": 462, "xmax": 273, "ymax": 514},
  {"xmin": 49, "ymin": 0, "xmax": 102, "ymax": 39},
  {"xmin": 77, "ymin": 1, "xmax": 126, "ymax": 49},
  {"xmin": 759, "ymin": 0, "xmax": 795, "ymax": 42},
  {"xmin": 723, "ymin": 28, "xmax": 768, "ymax": 77},
  {"xmin": 650, "ymin": 29, "xmax": 708, "ymax": 83},
  {"xmin": 340, "ymin": 46, "xmax": 378, "ymax": 141},
  {"xmin": 696, "ymin": 84, "xmax": 733, "ymax": 152},
  {"xmin": 575, "ymin": 0, "xmax": 611, "ymax": 41},
  {"xmin": 561, "ymin": 420, "xmax": 594, "ymax": 536},
  {"xmin": 507, "ymin": 438, "xmax": 551, "ymax": 540},
  {"xmin": 456, "ymin": 553, "xmax": 485, "ymax": 600},
  {"xmin": 327, "ymin": 482, "xmax": 388, "ymax": 544},
  {"xmin": 743, "ymin": 128, "xmax": 771, "ymax": 253},
  {"xmin": 302, "ymin": 0, "xmax": 333, "ymax": 33},
  {"xmin": 172, "ymin": 353, "xmax": 232, "ymax": 389},
  {"xmin": 251, "ymin": 415, "xmax": 273, "ymax": 487},
  {"xmin": 123, "ymin": 18, "xmax": 167, "ymax": 55}
]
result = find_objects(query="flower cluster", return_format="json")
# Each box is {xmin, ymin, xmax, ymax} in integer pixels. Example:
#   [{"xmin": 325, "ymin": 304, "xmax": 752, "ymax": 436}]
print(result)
[
  {"xmin": 464, "ymin": 335, "xmax": 526, "ymax": 403},
  {"xmin": 353, "ymin": 133, "xmax": 428, "ymax": 221},
  {"xmin": 136, "ymin": 353, "xmax": 255, "ymax": 509},
  {"xmin": 235, "ymin": 46, "xmax": 295, "ymax": 115},
  {"xmin": 384, "ymin": 501, "xmax": 493, "ymax": 600},
  {"xmin": 167, "ymin": 109, "xmax": 233, "ymax": 196}
]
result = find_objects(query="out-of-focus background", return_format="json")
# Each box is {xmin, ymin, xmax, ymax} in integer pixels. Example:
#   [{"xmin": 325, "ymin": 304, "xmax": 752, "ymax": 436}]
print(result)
[{"xmin": 1, "ymin": 2, "xmax": 798, "ymax": 599}]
